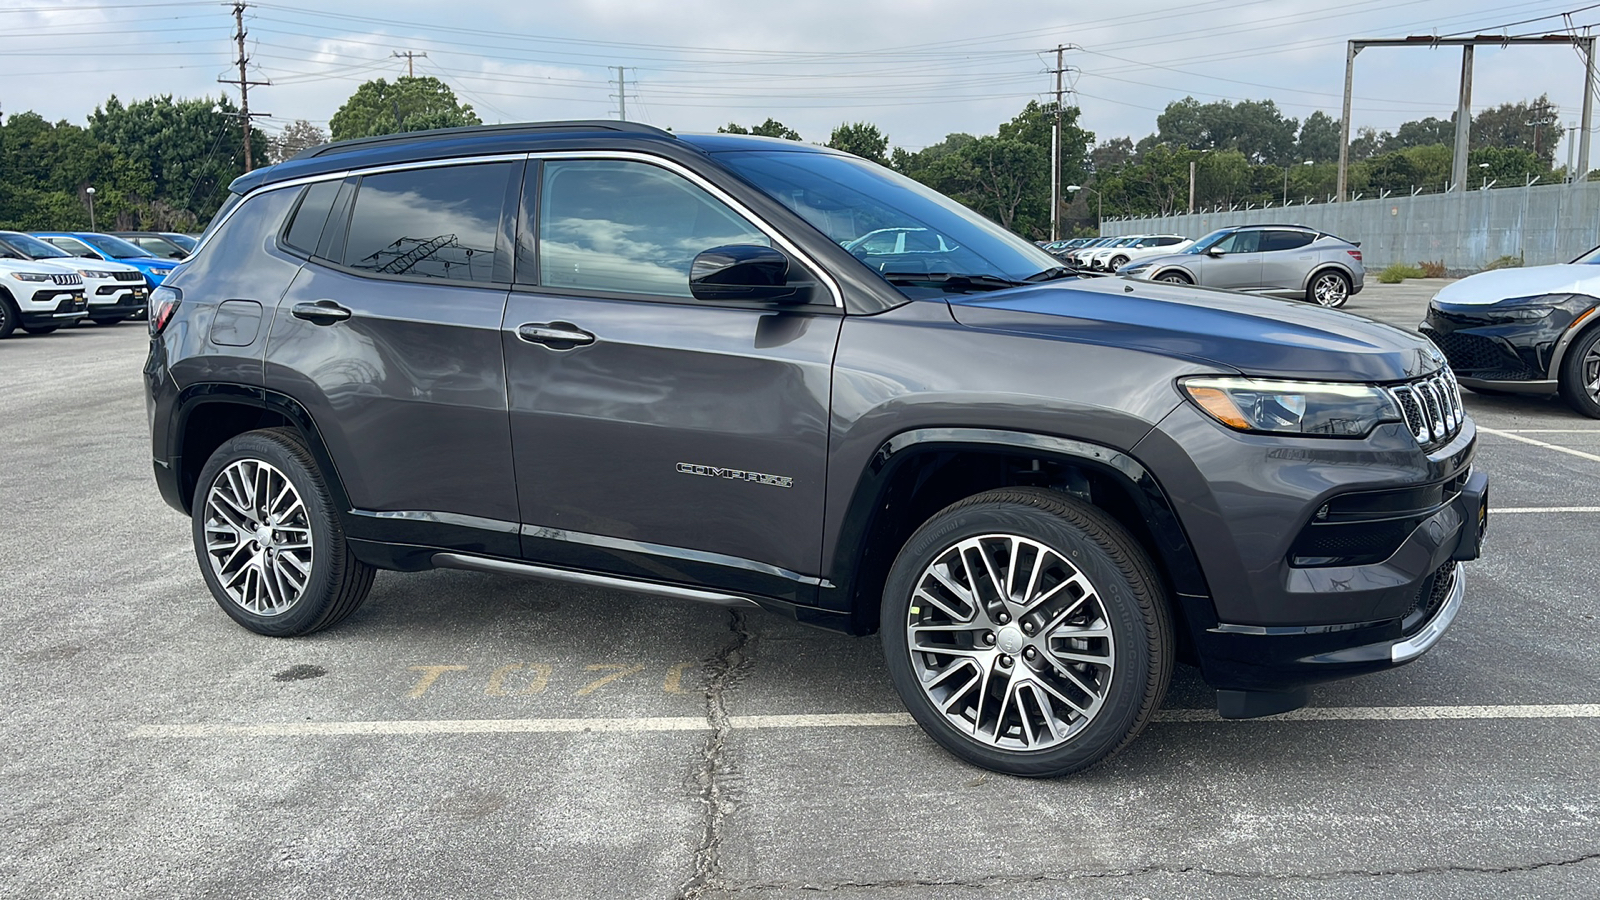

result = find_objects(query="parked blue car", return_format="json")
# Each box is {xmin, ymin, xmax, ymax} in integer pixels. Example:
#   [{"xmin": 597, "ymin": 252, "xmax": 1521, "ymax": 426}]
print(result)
[{"xmin": 31, "ymin": 232, "xmax": 180, "ymax": 286}]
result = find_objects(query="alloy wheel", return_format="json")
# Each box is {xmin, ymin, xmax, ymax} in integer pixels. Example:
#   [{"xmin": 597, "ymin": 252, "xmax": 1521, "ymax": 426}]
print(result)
[
  {"xmin": 1313, "ymin": 273, "xmax": 1349, "ymax": 307},
  {"xmin": 1585, "ymin": 342, "xmax": 1600, "ymax": 400},
  {"xmin": 905, "ymin": 533, "xmax": 1115, "ymax": 751},
  {"xmin": 202, "ymin": 459, "xmax": 315, "ymax": 616}
]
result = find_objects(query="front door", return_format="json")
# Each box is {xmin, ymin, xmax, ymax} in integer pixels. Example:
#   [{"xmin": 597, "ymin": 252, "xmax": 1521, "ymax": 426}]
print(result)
[
  {"xmin": 1199, "ymin": 230, "xmax": 1264, "ymax": 291},
  {"xmin": 504, "ymin": 157, "xmax": 841, "ymax": 602}
]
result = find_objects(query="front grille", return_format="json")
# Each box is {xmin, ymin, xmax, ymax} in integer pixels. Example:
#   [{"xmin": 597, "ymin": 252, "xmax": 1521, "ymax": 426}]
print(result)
[
  {"xmin": 1386, "ymin": 370, "xmax": 1465, "ymax": 448},
  {"xmin": 112, "ymin": 271, "xmax": 145, "ymax": 282},
  {"xmin": 51, "ymin": 273, "xmax": 82, "ymax": 286},
  {"xmin": 1421, "ymin": 328, "xmax": 1524, "ymax": 374}
]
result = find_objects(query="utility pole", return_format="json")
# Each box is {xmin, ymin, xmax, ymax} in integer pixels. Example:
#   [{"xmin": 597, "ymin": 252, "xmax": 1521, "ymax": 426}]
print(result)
[
  {"xmin": 217, "ymin": 2, "xmax": 270, "ymax": 173},
  {"xmin": 1050, "ymin": 45, "xmax": 1064, "ymax": 242},
  {"xmin": 1570, "ymin": 119, "xmax": 1579, "ymax": 182},
  {"xmin": 1188, "ymin": 159, "xmax": 1196, "ymax": 214},
  {"xmin": 1450, "ymin": 45, "xmax": 1473, "ymax": 195},
  {"xmin": 393, "ymin": 50, "xmax": 427, "ymax": 78},
  {"xmin": 611, "ymin": 66, "xmax": 628, "ymax": 121}
]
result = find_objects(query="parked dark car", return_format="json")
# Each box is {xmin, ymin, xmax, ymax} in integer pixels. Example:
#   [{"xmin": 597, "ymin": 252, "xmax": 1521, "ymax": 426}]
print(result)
[
  {"xmin": 110, "ymin": 231, "xmax": 191, "ymax": 260},
  {"xmin": 146, "ymin": 122, "xmax": 1486, "ymax": 777},
  {"xmin": 1421, "ymin": 245, "xmax": 1600, "ymax": 417}
]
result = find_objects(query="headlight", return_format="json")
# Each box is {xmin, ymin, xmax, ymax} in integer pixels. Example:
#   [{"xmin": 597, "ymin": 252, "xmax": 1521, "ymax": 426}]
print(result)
[
  {"xmin": 78, "ymin": 270, "xmax": 118, "ymax": 279},
  {"xmin": 1180, "ymin": 376, "xmax": 1401, "ymax": 438},
  {"xmin": 1120, "ymin": 263, "xmax": 1152, "ymax": 277},
  {"xmin": 7, "ymin": 272, "xmax": 54, "ymax": 282}
]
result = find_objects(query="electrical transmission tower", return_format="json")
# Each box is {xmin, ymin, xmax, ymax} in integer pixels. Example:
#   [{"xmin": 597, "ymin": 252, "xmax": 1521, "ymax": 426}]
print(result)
[
  {"xmin": 610, "ymin": 66, "xmax": 633, "ymax": 121},
  {"xmin": 217, "ymin": 2, "xmax": 271, "ymax": 172}
]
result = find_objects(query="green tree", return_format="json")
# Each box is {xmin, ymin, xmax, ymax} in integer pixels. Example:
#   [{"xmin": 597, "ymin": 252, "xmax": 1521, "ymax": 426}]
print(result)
[
  {"xmin": 268, "ymin": 118, "xmax": 328, "ymax": 163},
  {"xmin": 89, "ymin": 94, "xmax": 257, "ymax": 224},
  {"xmin": 827, "ymin": 121, "xmax": 890, "ymax": 165},
  {"xmin": 1154, "ymin": 97, "xmax": 1299, "ymax": 164},
  {"xmin": 1473, "ymin": 96, "xmax": 1562, "ymax": 167},
  {"xmin": 329, "ymin": 77, "xmax": 481, "ymax": 142},
  {"xmin": 1387, "ymin": 116, "xmax": 1454, "ymax": 151},
  {"xmin": 955, "ymin": 135, "xmax": 1045, "ymax": 233},
  {"xmin": 716, "ymin": 118, "xmax": 802, "ymax": 140},
  {"xmin": 1296, "ymin": 111, "xmax": 1341, "ymax": 163}
]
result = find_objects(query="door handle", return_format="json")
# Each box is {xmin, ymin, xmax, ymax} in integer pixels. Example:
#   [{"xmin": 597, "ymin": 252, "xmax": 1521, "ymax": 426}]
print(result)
[
  {"xmin": 291, "ymin": 300, "xmax": 352, "ymax": 325},
  {"xmin": 517, "ymin": 322, "xmax": 595, "ymax": 348}
]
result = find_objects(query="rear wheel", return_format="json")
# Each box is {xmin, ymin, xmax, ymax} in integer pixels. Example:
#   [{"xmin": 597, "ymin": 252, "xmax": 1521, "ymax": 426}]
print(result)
[
  {"xmin": 881, "ymin": 488, "xmax": 1173, "ymax": 777},
  {"xmin": 193, "ymin": 428, "xmax": 375, "ymax": 636},
  {"xmin": 1558, "ymin": 326, "xmax": 1600, "ymax": 419},
  {"xmin": 1308, "ymin": 270, "xmax": 1351, "ymax": 308}
]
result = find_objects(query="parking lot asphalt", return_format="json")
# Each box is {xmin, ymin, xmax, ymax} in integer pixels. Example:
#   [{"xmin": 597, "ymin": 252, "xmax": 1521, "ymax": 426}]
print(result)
[{"xmin": 3, "ymin": 283, "xmax": 1598, "ymax": 899}]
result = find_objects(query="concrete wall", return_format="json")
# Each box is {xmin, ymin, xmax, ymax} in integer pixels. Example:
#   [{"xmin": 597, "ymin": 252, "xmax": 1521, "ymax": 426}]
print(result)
[{"xmin": 1101, "ymin": 181, "xmax": 1600, "ymax": 273}]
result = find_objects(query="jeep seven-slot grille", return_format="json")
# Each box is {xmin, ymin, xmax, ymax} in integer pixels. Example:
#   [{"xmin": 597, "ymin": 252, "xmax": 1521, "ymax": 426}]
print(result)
[
  {"xmin": 1386, "ymin": 370, "xmax": 1464, "ymax": 448},
  {"xmin": 51, "ymin": 273, "xmax": 82, "ymax": 286},
  {"xmin": 112, "ymin": 271, "xmax": 144, "ymax": 282}
]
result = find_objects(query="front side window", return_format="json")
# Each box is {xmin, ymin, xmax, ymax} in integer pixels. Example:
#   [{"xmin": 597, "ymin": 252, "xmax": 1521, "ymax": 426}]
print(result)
[
  {"xmin": 1215, "ymin": 231, "xmax": 1262, "ymax": 254},
  {"xmin": 344, "ymin": 163, "xmax": 514, "ymax": 283},
  {"xmin": 537, "ymin": 159, "xmax": 769, "ymax": 298}
]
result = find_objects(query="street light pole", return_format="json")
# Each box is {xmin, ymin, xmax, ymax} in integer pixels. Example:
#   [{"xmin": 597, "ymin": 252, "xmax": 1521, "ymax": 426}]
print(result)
[
  {"xmin": 85, "ymin": 186, "xmax": 96, "ymax": 231},
  {"xmin": 1066, "ymin": 184, "xmax": 1101, "ymax": 233}
]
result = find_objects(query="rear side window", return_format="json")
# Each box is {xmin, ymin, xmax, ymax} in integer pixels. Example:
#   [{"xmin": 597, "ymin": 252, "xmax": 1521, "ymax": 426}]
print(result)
[
  {"xmin": 1261, "ymin": 230, "xmax": 1315, "ymax": 252},
  {"xmin": 281, "ymin": 180, "xmax": 341, "ymax": 256},
  {"xmin": 343, "ymin": 162, "xmax": 516, "ymax": 283}
]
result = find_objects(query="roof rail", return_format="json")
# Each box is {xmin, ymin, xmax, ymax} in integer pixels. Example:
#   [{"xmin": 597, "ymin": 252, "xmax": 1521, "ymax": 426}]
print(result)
[
  {"xmin": 1236, "ymin": 223, "xmax": 1311, "ymax": 230},
  {"xmin": 290, "ymin": 120, "xmax": 676, "ymax": 161}
]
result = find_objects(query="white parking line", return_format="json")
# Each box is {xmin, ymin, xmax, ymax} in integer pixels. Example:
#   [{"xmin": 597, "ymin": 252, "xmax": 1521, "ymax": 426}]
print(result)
[
  {"xmin": 128, "ymin": 704, "xmax": 1600, "ymax": 738},
  {"xmin": 1479, "ymin": 427, "xmax": 1600, "ymax": 463},
  {"xmin": 1494, "ymin": 507, "xmax": 1600, "ymax": 513},
  {"xmin": 1490, "ymin": 429, "xmax": 1600, "ymax": 434}
]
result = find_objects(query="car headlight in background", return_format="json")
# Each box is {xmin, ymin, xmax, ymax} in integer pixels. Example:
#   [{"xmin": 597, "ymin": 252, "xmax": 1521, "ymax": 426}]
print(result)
[
  {"xmin": 1120, "ymin": 263, "xmax": 1152, "ymax": 277},
  {"xmin": 1181, "ymin": 376, "xmax": 1401, "ymax": 437},
  {"xmin": 7, "ymin": 271, "xmax": 55, "ymax": 282},
  {"xmin": 78, "ymin": 270, "xmax": 119, "ymax": 279}
]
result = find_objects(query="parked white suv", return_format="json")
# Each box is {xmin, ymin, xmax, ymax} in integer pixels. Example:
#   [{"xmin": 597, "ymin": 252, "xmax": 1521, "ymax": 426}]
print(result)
[
  {"xmin": 0, "ymin": 256, "xmax": 86, "ymax": 337},
  {"xmin": 1091, "ymin": 234, "xmax": 1189, "ymax": 271},
  {"xmin": 0, "ymin": 231, "xmax": 148, "ymax": 325}
]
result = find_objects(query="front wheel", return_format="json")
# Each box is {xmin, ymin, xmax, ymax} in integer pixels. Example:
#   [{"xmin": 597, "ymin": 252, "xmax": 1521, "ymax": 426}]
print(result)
[
  {"xmin": 1308, "ymin": 270, "xmax": 1351, "ymax": 308},
  {"xmin": 1559, "ymin": 326, "xmax": 1600, "ymax": 418},
  {"xmin": 192, "ymin": 428, "xmax": 375, "ymax": 636},
  {"xmin": 1156, "ymin": 271, "xmax": 1192, "ymax": 285},
  {"xmin": 881, "ymin": 488, "xmax": 1173, "ymax": 777},
  {"xmin": 1109, "ymin": 255, "xmax": 1130, "ymax": 270},
  {"xmin": 0, "ymin": 296, "xmax": 17, "ymax": 339}
]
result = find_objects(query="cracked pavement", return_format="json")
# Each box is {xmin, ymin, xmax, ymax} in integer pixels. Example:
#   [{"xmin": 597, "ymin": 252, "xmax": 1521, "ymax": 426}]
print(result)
[{"xmin": 4, "ymin": 287, "xmax": 1600, "ymax": 899}]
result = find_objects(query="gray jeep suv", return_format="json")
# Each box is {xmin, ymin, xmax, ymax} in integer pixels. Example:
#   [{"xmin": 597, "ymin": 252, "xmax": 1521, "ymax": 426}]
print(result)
[
  {"xmin": 1121, "ymin": 224, "xmax": 1366, "ymax": 308},
  {"xmin": 146, "ymin": 122, "xmax": 1486, "ymax": 777}
]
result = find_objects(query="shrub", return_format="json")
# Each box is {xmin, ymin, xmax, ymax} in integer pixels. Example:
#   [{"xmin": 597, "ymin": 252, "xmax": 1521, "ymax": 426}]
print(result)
[
  {"xmin": 1418, "ymin": 260, "xmax": 1446, "ymax": 278},
  {"xmin": 1485, "ymin": 255, "xmax": 1524, "ymax": 271},
  {"xmin": 1378, "ymin": 263, "xmax": 1426, "ymax": 284}
]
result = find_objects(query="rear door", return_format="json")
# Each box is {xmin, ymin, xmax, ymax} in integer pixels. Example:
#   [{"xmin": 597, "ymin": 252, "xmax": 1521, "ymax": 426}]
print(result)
[
  {"xmin": 503, "ymin": 156, "xmax": 841, "ymax": 602},
  {"xmin": 263, "ymin": 160, "xmax": 523, "ymax": 553},
  {"xmin": 1259, "ymin": 229, "xmax": 1319, "ymax": 293}
]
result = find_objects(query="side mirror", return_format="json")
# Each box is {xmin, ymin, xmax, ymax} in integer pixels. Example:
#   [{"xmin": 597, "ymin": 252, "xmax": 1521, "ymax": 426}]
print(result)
[
  {"xmin": 690, "ymin": 244, "xmax": 805, "ymax": 303},
  {"xmin": 1206, "ymin": 246, "xmax": 1226, "ymax": 258}
]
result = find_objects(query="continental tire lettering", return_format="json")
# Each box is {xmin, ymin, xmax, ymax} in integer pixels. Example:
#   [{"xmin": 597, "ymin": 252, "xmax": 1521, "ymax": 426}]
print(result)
[{"xmin": 676, "ymin": 462, "xmax": 793, "ymax": 488}]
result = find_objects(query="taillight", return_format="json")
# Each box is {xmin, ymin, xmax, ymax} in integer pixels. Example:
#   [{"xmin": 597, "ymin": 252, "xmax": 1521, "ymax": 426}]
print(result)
[
  {"xmin": 1347, "ymin": 249, "xmax": 1363, "ymax": 263},
  {"xmin": 149, "ymin": 286, "xmax": 181, "ymax": 336}
]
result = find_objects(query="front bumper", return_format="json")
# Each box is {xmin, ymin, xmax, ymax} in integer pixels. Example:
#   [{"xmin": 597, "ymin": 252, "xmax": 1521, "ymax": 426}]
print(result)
[
  {"xmin": 18, "ymin": 291, "xmax": 88, "ymax": 326},
  {"xmin": 1134, "ymin": 398, "xmax": 1487, "ymax": 701},
  {"xmin": 1419, "ymin": 295, "xmax": 1597, "ymax": 394},
  {"xmin": 88, "ymin": 282, "xmax": 149, "ymax": 319}
]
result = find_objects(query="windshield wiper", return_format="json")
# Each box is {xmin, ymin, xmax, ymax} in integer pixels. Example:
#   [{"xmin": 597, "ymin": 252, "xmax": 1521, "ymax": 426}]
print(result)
[
  {"xmin": 1024, "ymin": 266, "xmax": 1080, "ymax": 283},
  {"xmin": 880, "ymin": 272, "xmax": 1027, "ymax": 293}
]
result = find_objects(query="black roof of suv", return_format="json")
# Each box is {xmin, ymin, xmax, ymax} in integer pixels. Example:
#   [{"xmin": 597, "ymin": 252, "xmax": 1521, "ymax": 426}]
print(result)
[{"xmin": 152, "ymin": 122, "xmax": 1486, "ymax": 777}]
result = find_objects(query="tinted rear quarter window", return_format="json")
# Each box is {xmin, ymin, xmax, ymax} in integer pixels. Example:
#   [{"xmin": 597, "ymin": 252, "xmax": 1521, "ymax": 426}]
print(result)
[
  {"xmin": 1262, "ymin": 231, "xmax": 1315, "ymax": 252},
  {"xmin": 282, "ymin": 180, "xmax": 341, "ymax": 256}
]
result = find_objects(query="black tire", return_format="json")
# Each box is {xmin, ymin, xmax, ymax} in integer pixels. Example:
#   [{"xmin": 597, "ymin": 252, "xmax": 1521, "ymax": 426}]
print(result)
[
  {"xmin": 1307, "ymin": 269, "xmax": 1351, "ymax": 308},
  {"xmin": 880, "ymin": 487, "xmax": 1173, "ymax": 777},
  {"xmin": 0, "ymin": 294, "xmax": 17, "ymax": 339},
  {"xmin": 1558, "ymin": 325, "xmax": 1600, "ymax": 419},
  {"xmin": 192, "ymin": 428, "xmax": 375, "ymax": 636},
  {"xmin": 1156, "ymin": 271, "xmax": 1192, "ymax": 285},
  {"xmin": 22, "ymin": 326, "xmax": 58, "ymax": 335},
  {"xmin": 89, "ymin": 316, "xmax": 127, "ymax": 326},
  {"xmin": 1109, "ymin": 255, "xmax": 1130, "ymax": 270}
]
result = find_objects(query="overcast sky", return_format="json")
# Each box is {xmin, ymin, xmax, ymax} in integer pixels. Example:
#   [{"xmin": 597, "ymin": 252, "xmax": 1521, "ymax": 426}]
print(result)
[{"xmin": 2, "ymin": 0, "xmax": 1595, "ymax": 159}]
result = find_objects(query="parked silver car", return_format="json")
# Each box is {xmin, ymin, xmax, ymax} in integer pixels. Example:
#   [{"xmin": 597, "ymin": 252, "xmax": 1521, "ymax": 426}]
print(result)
[{"xmin": 1118, "ymin": 224, "xmax": 1365, "ymax": 308}]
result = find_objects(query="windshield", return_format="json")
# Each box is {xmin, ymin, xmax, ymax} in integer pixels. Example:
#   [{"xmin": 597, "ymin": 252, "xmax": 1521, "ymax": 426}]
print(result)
[
  {"xmin": 1573, "ymin": 244, "xmax": 1600, "ymax": 265},
  {"xmin": 77, "ymin": 232, "xmax": 157, "ymax": 259},
  {"xmin": 1182, "ymin": 228, "xmax": 1234, "ymax": 254},
  {"xmin": 713, "ymin": 150, "xmax": 1062, "ymax": 287},
  {"xmin": 163, "ymin": 233, "xmax": 199, "ymax": 251},
  {"xmin": 1, "ymin": 232, "xmax": 72, "ymax": 259}
]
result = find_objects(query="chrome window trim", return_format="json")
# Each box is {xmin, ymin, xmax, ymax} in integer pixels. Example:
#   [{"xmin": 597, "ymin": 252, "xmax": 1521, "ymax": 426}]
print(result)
[{"xmin": 197, "ymin": 150, "xmax": 845, "ymax": 309}]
